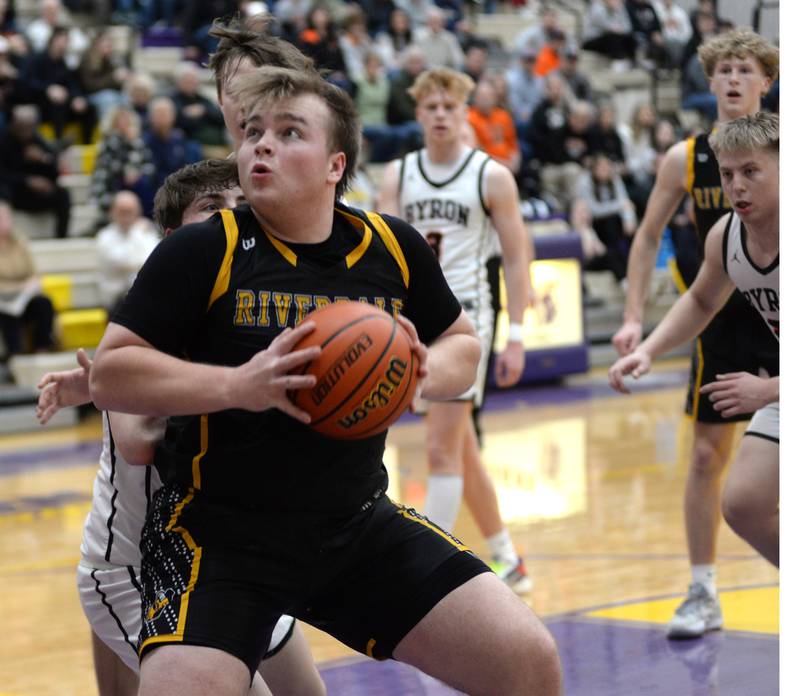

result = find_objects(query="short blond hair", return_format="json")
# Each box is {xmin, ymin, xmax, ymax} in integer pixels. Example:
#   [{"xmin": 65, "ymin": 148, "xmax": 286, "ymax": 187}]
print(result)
[
  {"xmin": 709, "ymin": 112, "xmax": 779, "ymax": 157},
  {"xmin": 407, "ymin": 68, "xmax": 475, "ymax": 104},
  {"xmin": 698, "ymin": 30, "xmax": 779, "ymax": 82}
]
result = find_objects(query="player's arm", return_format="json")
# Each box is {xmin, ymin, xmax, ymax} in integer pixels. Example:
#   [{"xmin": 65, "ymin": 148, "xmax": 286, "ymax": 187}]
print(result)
[
  {"xmin": 36, "ymin": 348, "xmax": 92, "ymax": 424},
  {"xmin": 406, "ymin": 308, "xmax": 480, "ymax": 401},
  {"xmin": 485, "ymin": 161, "xmax": 532, "ymax": 387},
  {"xmin": 107, "ymin": 412, "xmax": 167, "ymax": 466},
  {"xmin": 638, "ymin": 219, "xmax": 733, "ymax": 356},
  {"xmin": 613, "ymin": 140, "xmax": 689, "ymax": 355},
  {"xmin": 90, "ymin": 322, "xmax": 320, "ymax": 419},
  {"xmin": 609, "ymin": 217, "xmax": 734, "ymax": 392},
  {"xmin": 376, "ymin": 159, "xmax": 401, "ymax": 216},
  {"xmin": 90, "ymin": 223, "xmax": 321, "ymax": 420}
]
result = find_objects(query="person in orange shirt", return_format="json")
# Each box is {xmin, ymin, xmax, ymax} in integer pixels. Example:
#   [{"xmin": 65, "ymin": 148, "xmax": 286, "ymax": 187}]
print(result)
[
  {"xmin": 533, "ymin": 28, "xmax": 566, "ymax": 77},
  {"xmin": 467, "ymin": 78, "xmax": 521, "ymax": 173}
]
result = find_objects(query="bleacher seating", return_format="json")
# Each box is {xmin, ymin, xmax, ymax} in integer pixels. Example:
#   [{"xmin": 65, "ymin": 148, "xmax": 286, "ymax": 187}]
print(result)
[
  {"xmin": 132, "ymin": 45, "xmax": 184, "ymax": 80},
  {"xmin": 473, "ymin": 9, "xmax": 579, "ymax": 53},
  {"xmin": 6, "ymin": 235, "xmax": 108, "ymax": 395}
]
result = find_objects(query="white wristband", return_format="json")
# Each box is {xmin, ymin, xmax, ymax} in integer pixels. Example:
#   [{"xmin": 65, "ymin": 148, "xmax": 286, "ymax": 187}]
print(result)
[{"xmin": 507, "ymin": 322, "xmax": 524, "ymax": 343}]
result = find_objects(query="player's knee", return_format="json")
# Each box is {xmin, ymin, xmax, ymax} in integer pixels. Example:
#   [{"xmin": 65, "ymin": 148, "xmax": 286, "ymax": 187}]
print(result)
[
  {"xmin": 504, "ymin": 623, "xmax": 562, "ymax": 695},
  {"xmin": 690, "ymin": 437, "xmax": 726, "ymax": 476},
  {"xmin": 296, "ymin": 672, "xmax": 327, "ymax": 696},
  {"xmin": 140, "ymin": 645, "xmax": 250, "ymax": 696},
  {"xmin": 721, "ymin": 485, "xmax": 757, "ymax": 535},
  {"xmin": 426, "ymin": 441, "xmax": 458, "ymax": 474},
  {"xmin": 273, "ymin": 674, "xmax": 326, "ymax": 696}
]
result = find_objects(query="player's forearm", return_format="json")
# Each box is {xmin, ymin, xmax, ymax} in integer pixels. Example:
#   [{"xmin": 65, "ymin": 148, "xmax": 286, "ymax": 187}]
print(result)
[
  {"xmin": 766, "ymin": 376, "xmax": 779, "ymax": 403},
  {"xmin": 623, "ymin": 226, "xmax": 661, "ymax": 323},
  {"xmin": 639, "ymin": 291, "xmax": 713, "ymax": 359},
  {"xmin": 422, "ymin": 333, "xmax": 481, "ymax": 400},
  {"xmin": 90, "ymin": 345, "xmax": 238, "ymax": 416},
  {"xmin": 503, "ymin": 257, "xmax": 531, "ymax": 324}
]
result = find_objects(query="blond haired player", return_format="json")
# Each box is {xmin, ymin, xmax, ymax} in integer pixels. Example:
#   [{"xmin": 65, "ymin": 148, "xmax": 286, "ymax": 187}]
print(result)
[
  {"xmin": 378, "ymin": 67, "xmax": 534, "ymax": 592},
  {"xmin": 611, "ymin": 30, "xmax": 778, "ymax": 638}
]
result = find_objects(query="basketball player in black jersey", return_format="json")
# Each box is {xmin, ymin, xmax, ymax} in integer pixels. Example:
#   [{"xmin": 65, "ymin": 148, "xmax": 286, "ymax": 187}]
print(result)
[
  {"xmin": 612, "ymin": 30, "xmax": 778, "ymax": 638},
  {"xmin": 90, "ymin": 68, "xmax": 561, "ymax": 696}
]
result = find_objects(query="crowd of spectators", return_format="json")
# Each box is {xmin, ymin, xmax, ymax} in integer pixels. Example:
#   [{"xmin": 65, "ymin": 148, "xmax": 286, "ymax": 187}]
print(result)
[{"xmin": 0, "ymin": 0, "xmax": 779, "ymax": 366}]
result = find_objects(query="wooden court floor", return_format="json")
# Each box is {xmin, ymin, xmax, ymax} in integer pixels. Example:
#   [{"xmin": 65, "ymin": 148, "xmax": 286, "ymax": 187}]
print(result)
[{"xmin": 0, "ymin": 360, "xmax": 779, "ymax": 695}]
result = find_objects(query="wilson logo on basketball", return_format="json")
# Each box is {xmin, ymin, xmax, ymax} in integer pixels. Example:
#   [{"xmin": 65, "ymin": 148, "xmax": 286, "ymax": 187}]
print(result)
[
  {"xmin": 337, "ymin": 357, "xmax": 409, "ymax": 429},
  {"xmin": 311, "ymin": 333, "xmax": 374, "ymax": 406}
]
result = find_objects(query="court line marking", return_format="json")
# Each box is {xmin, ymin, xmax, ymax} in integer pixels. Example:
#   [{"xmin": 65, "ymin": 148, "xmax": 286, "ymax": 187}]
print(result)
[
  {"xmin": 544, "ymin": 614, "xmax": 779, "ymax": 640},
  {"xmin": 542, "ymin": 581, "xmax": 779, "ymax": 619},
  {"xmin": 522, "ymin": 551, "xmax": 761, "ymax": 561}
]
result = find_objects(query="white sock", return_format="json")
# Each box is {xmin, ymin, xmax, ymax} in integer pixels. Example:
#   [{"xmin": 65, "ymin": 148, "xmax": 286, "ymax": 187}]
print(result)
[
  {"xmin": 487, "ymin": 528, "xmax": 518, "ymax": 566},
  {"xmin": 423, "ymin": 474, "xmax": 463, "ymax": 532},
  {"xmin": 691, "ymin": 564, "xmax": 717, "ymax": 596}
]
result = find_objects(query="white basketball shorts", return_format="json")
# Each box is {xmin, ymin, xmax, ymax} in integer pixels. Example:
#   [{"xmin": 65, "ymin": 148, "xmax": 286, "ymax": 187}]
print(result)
[
  {"xmin": 77, "ymin": 562, "xmax": 296, "ymax": 674},
  {"xmin": 745, "ymin": 401, "xmax": 779, "ymax": 442}
]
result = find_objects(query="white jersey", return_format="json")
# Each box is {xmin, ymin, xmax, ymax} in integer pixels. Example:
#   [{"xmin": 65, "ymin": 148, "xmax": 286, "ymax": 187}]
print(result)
[
  {"xmin": 80, "ymin": 412, "xmax": 163, "ymax": 568},
  {"xmin": 723, "ymin": 212, "xmax": 779, "ymax": 343},
  {"xmin": 398, "ymin": 147, "xmax": 494, "ymax": 309},
  {"xmin": 77, "ymin": 413, "xmax": 296, "ymax": 673}
]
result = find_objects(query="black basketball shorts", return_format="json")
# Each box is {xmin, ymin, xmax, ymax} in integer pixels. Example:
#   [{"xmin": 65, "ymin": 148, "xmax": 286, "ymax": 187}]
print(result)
[
  {"xmin": 683, "ymin": 293, "xmax": 778, "ymax": 424},
  {"xmin": 138, "ymin": 483, "xmax": 491, "ymax": 677}
]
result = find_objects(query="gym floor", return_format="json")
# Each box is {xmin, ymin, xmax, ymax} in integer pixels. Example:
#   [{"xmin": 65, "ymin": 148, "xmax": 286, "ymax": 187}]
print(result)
[{"xmin": 0, "ymin": 359, "xmax": 779, "ymax": 695}]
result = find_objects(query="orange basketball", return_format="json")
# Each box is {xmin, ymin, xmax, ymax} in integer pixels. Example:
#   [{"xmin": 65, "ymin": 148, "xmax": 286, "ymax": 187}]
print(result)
[{"xmin": 291, "ymin": 301, "xmax": 418, "ymax": 439}]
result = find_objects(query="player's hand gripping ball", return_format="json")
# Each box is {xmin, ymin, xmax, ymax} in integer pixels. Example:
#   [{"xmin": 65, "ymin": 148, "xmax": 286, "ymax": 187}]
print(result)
[{"xmin": 290, "ymin": 301, "xmax": 418, "ymax": 439}]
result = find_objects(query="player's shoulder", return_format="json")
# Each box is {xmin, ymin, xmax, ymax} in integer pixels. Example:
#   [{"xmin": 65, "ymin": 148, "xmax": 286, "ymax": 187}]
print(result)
[
  {"xmin": 341, "ymin": 202, "xmax": 416, "ymax": 240},
  {"xmin": 664, "ymin": 137, "xmax": 691, "ymax": 168},
  {"xmin": 382, "ymin": 156, "xmax": 404, "ymax": 179},
  {"xmin": 708, "ymin": 211, "xmax": 734, "ymax": 240},
  {"xmin": 705, "ymin": 211, "xmax": 734, "ymax": 258},
  {"xmin": 375, "ymin": 212, "xmax": 420, "ymax": 243},
  {"xmin": 482, "ymin": 155, "xmax": 514, "ymax": 183},
  {"xmin": 160, "ymin": 210, "xmax": 250, "ymax": 263},
  {"xmin": 167, "ymin": 213, "xmax": 224, "ymax": 243},
  {"xmin": 652, "ymin": 138, "xmax": 691, "ymax": 188}
]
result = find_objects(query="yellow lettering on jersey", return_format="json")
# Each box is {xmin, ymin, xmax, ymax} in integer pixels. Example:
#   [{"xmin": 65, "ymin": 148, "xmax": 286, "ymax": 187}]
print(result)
[
  {"xmin": 257, "ymin": 291, "xmax": 271, "ymax": 326},
  {"xmin": 390, "ymin": 299, "xmax": 404, "ymax": 318},
  {"xmin": 693, "ymin": 186, "xmax": 728, "ymax": 210},
  {"xmin": 358, "ymin": 297, "xmax": 370, "ymax": 305},
  {"xmin": 693, "ymin": 188, "xmax": 709, "ymax": 209},
  {"xmin": 374, "ymin": 297, "xmax": 386, "ymax": 311},
  {"xmin": 295, "ymin": 294, "xmax": 313, "ymax": 322},
  {"xmin": 274, "ymin": 293, "xmax": 292, "ymax": 327},
  {"xmin": 234, "ymin": 290, "xmax": 256, "ymax": 326},
  {"xmin": 334, "ymin": 296, "xmax": 351, "ymax": 304},
  {"xmin": 314, "ymin": 295, "xmax": 332, "ymax": 310}
]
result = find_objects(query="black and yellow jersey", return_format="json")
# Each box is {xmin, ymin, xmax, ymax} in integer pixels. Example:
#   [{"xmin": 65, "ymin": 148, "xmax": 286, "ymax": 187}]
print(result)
[
  {"xmin": 686, "ymin": 132, "xmax": 731, "ymax": 248},
  {"xmin": 114, "ymin": 203, "xmax": 461, "ymax": 517},
  {"xmin": 673, "ymin": 132, "xmax": 732, "ymax": 289}
]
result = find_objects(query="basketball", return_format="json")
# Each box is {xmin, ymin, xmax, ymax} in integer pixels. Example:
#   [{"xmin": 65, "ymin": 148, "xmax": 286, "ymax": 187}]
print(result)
[{"xmin": 291, "ymin": 302, "xmax": 418, "ymax": 439}]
